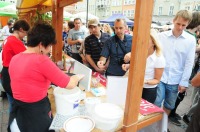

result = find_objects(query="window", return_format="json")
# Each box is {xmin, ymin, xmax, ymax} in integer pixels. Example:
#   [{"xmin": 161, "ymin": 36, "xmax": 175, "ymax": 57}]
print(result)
[
  {"xmin": 158, "ymin": 7, "xmax": 162, "ymax": 15},
  {"xmin": 124, "ymin": 10, "xmax": 127, "ymax": 16},
  {"xmin": 124, "ymin": 0, "xmax": 127, "ymax": 5},
  {"xmin": 169, "ymin": 6, "xmax": 174, "ymax": 16},
  {"xmin": 128, "ymin": 10, "xmax": 130, "ymax": 17},
  {"xmin": 112, "ymin": 1, "xmax": 116, "ymax": 6},
  {"xmin": 112, "ymin": 11, "xmax": 115, "ymax": 15},
  {"xmin": 131, "ymin": 10, "xmax": 134, "ymax": 17},
  {"xmin": 198, "ymin": 5, "xmax": 200, "ymax": 11},
  {"xmin": 124, "ymin": 0, "xmax": 134, "ymax": 5},
  {"xmin": 185, "ymin": 6, "xmax": 190, "ymax": 10}
]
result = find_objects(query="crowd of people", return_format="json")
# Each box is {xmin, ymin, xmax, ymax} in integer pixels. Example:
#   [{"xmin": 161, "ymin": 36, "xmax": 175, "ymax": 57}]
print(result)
[
  {"xmin": 62, "ymin": 10, "xmax": 200, "ymax": 132},
  {"xmin": 0, "ymin": 9, "xmax": 200, "ymax": 132}
]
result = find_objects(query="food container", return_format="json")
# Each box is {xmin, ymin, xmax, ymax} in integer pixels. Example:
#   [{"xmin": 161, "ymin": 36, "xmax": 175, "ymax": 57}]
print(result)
[
  {"xmin": 63, "ymin": 116, "xmax": 95, "ymax": 132},
  {"xmin": 53, "ymin": 87, "xmax": 81, "ymax": 115},
  {"xmin": 85, "ymin": 97, "xmax": 101, "ymax": 115},
  {"xmin": 92, "ymin": 103, "xmax": 123, "ymax": 131}
]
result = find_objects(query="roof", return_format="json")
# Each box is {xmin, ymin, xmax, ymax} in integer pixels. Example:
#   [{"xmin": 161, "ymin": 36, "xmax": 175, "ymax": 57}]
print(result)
[
  {"xmin": 17, "ymin": 0, "xmax": 51, "ymax": 9},
  {"xmin": 16, "ymin": 0, "xmax": 52, "ymax": 17}
]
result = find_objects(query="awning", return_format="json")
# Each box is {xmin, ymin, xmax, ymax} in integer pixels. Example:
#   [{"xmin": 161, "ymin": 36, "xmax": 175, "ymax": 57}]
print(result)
[
  {"xmin": 16, "ymin": 0, "xmax": 52, "ymax": 17},
  {"xmin": 16, "ymin": 0, "xmax": 51, "ymax": 9}
]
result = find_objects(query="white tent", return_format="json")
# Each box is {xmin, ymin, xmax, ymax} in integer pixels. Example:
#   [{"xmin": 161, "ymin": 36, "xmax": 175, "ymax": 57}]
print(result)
[
  {"xmin": 64, "ymin": 11, "xmax": 72, "ymax": 18},
  {"xmin": 0, "ymin": 4, "xmax": 16, "ymax": 13},
  {"xmin": 72, "ymin": 12, "xmax": 99, "ymax": 20}
]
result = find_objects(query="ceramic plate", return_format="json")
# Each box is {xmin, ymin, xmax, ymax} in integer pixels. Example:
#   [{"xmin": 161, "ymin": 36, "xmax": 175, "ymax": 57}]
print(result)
[{"xmin": 63, "ymin": 116, "xmax": 95, "ymax": 132}]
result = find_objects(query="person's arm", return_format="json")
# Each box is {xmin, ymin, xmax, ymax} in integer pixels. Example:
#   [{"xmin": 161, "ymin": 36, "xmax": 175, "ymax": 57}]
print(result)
[
  {"xmin": 67, "ymin": 30, "xmax": 83, "ymax": 45},
  {"xmin": 97, "ymin": 56, "xmax": 107, "ymax": 70},
  {"xmin": 66, "ymin": 74, "xmax": 84, "ymax": 89},
  {"xmin": 97, "ymin": 38, "xmax": 111, "ymax": 70},
  {"xmin": 144, "ymin": 55, "xmax": 165, "ymax": 85},
  {"xmin": 144, "ymin": 68, "xmax": 164, "ymax": 85},
  {"xmin": 86, "ymin": 54, "xmax": 104, "ymax": 73},
  {"xmin": 39, "ymin": 56, "xmax": 84, "ymax": 89},
  {"xmin": 180, "ymin": 39, "xmax": 196, "ymax": 88},
  {"xmin": 191, "ymin": 72, "xmax": 200, "ymax": 87},
  {"xmin": 122, "ymin": 64, "xmax": 130, "ymax": 71},
  {"xmin": 67, "ymin": 38, "xmax": 82, "ymax": 45},
  {"xmin": 124, "ymin": 52, "xmax": 131, "ymax": 63},
  {"xmin": 196, "ymin": 45, "xmax": 200, "ymax": 53}
]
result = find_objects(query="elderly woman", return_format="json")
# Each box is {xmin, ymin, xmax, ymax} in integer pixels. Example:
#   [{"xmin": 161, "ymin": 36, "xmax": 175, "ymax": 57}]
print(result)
[
  {"xmin": 122, "ymin": 29, "xmax": 165, "ymax": 103},
  {"xmin": 8, "ymin": 22, "xmax": 83, "ymax": 132}
]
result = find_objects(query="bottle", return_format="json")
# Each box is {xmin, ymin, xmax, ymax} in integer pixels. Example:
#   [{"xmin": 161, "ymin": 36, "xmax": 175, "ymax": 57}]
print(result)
[{"xmin": 62, "ymin": 53, "xmax": 66, "ymax": 71}]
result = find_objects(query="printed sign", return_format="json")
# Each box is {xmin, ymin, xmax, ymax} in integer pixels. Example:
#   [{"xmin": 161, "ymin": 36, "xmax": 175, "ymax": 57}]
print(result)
[{"xmin": 140, "ymin": 99, "xmax": 164, "ymax": 115}]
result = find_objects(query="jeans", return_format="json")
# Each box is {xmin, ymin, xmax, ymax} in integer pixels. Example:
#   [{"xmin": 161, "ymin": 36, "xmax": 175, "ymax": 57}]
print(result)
[
  {"xmin": 170, "ymin": 91, "xmax": 186, "ymax": 116},
  {"xmin": 6, "ymin": 93, "xmax": 14, "ymax": 113},
  {"xmin": 154, "ymin": 81, "xmax": 178, "ymax": 110}
]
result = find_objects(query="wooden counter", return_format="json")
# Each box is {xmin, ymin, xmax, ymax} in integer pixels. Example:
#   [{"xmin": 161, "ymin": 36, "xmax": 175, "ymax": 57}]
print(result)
[{"xmin": 48, "ymin": 87, "xmax": 163, "ymax": 132}]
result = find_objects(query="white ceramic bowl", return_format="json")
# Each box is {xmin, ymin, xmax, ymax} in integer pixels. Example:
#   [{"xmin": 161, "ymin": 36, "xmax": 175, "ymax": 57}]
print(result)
[{"xmin": 63, "ymin": 116, "xmax": 95, "ymax": 132}]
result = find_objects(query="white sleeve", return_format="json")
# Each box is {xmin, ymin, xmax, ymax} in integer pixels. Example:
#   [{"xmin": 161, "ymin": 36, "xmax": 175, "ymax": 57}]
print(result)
[{"xmin": 155, "ymin": 55, "xmax": 166, "ymax": 68}]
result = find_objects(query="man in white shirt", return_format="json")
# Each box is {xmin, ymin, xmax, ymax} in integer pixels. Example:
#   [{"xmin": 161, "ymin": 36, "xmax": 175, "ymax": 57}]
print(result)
[
  {"xmin": 67, "ymin": 18, "xmax": 87, "ymax": 63},
  {"xmin": 154, "ymin": 10, "xmax": 196, "ymax": 116},
  {"xmin": 1, "ymin": 21, "xmax": 13, "ymax": 40}
]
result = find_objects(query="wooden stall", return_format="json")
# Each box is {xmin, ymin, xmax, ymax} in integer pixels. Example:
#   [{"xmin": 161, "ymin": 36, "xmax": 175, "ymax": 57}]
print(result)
[{"xmin": 16, "ymin": 0, "xmax": 163, "ymax": 132}]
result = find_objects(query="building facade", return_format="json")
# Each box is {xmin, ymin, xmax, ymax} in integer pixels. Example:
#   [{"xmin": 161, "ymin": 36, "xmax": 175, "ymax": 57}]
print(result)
[
  {"xmin": 69, "ymin": 0, "xmax": 200, "ymax": 24},
  {"xmin": 122, "ymin": 0, "xmax": 135, "ymax": 20},
  {"xmin": 180, "ymin": 0, "xmax": 200, "ymax": 11},
  {"xmin": 152, "ymin": 0, "xmax": 181, "ymax": 25},
  {"xmin": 96, "ymin": 0, "xmax": 111, "ymax": 19}
]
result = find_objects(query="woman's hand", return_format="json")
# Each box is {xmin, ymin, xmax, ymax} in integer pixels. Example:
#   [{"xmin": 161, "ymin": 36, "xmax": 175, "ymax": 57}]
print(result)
[{"xmin": 66, "ymin": 74, "xmax": 84, "ymax": 89}]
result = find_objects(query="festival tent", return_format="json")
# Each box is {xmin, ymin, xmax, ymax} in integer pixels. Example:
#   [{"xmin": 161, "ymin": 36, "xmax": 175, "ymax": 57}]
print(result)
[
  {"xmin": 0, "ymin": 3, "xmax": 17, "ymax": 17},
  {"xmin": 0, "ymin": 2, "xmax": 17, "ymax": 27},
  {"xmin": 100, "ymin": 14, "xmax": 134, "ymax": 26},
  {"xmin": 72, "ymin": 12, "xmax": 99, "ymax": 20}
]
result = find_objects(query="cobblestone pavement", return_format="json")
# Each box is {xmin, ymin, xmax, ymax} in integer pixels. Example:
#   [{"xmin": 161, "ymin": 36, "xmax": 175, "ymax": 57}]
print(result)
[
  {"xmin": 168, "ymin": 84, "xmax": 193, "ymax": 132},
  {"xmin": 0, "ymin": 85, "xmax": 194, "ymax": 132},
  {"xmin": 0, "ymin": 95, "xmax": 9, "ymax": 132}
]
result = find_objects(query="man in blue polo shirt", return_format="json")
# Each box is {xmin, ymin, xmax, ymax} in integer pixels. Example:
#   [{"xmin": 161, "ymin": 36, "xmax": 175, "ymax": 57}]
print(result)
[{"xmin": 97, "ymin": 19, "xmax": 132, "ymax": 76}]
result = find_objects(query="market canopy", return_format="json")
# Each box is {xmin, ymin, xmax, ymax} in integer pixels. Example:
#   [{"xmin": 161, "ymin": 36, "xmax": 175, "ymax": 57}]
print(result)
[
  {"xmin": 72, "ymin": 12, "xmax": 99, "ymax": 21},
  {"xmin": 100, "ymin": 14, "xmax": 134, "ymax": 26},
  {"xmin": 16, "ymin": 0, "xmax": 81, "ymax": 18}
]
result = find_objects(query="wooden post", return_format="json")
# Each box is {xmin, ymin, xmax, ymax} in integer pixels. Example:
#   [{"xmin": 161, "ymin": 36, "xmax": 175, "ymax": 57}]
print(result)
[
  {"xmin": 52, "ymin": 0, "xmax": 63, "ymax": 62},
  {"xmin": 123, "ymin": 0, "xmax": 154, "ymax": 132}
]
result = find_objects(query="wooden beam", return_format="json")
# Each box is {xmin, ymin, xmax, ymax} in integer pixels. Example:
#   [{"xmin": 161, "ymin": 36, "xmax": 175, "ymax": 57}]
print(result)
[
  {"xmin": 38, "ymin": 6, "xmax": 52, "ymax": 14},
  {"xmin": 59, "ymin": 0, "xmax": 82, "ymax": 8},
  {"xmin": 52, "ymin": 0, "xmax": 63, "ymax": 62},
  {"xmin": 122, "ymin": 0, "xmax": 154, "ymax": 132}
]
